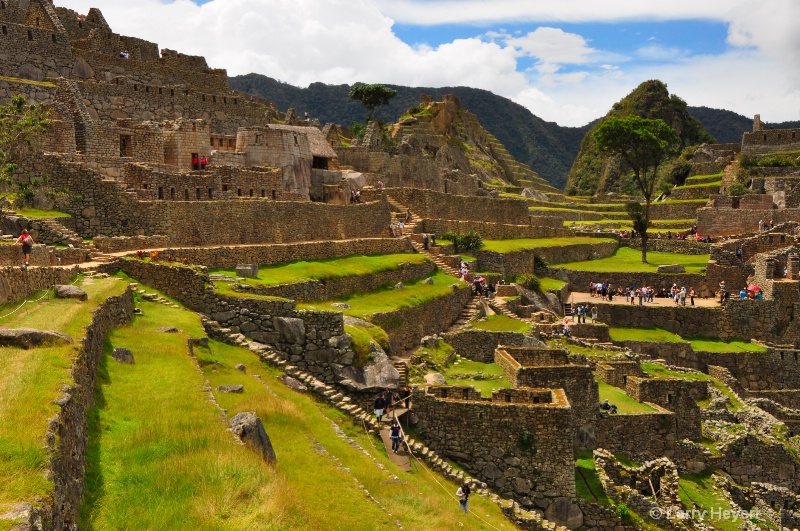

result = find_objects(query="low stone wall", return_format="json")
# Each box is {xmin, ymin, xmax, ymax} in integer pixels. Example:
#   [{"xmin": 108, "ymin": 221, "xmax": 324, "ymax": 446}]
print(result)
[
  {"xmin": 114, "ymin": 259, "xmax": 211, "ymax": 311},
  {"xmin": 595, "ymin": 408, "xmax": 678, "ymax": 460},
  {"xmin": 621, "ymin": 340, "xmax": 701, "ymax": 369},
  {"xmin": 235, "ymin": 260, "xmax": 435, "ymax": 302},
  {"xmin": 477, "ymin": 240, "xmax": 618, "ymax": 277},
  {"xmin": 0, "ymin": 265, "xmax": 81, "ymax": 305},
  {"xmin": 159, "ymin": 238, "xmax": 413, "ymax": 269},
  {"xmin": 618, "ymin": 238, "xmax": 711, "ymax": 255},
  {"xmin": 649, "ymin": 201, "xmax": 708, "ymax": 220},
  {"xmin": 370, "ymin": 284, "xmax": 473, "ymax": 354},
  {"xmin": 569, "ymin": 323, "xmax": 610, "ymax": 342},
  {"xmin": 553, "ymin": 269, "xmax": 710, "ymax": 297},
  {"xmin": 413, "ymin": 386, "xmax": 576, "ymax": 506},
  {"xmin": 93, "ymin": 234, "xmax": 171, "ymax": 253},
  {"xmin": 0, "ymin": 244, "xmax": 90, "ymax": 267},
  {"xmin": 443, "ymin": 329, "xmax": 528, "ymax": 363},
  {"xmin": 596, "ymin": 303, "xmax": 754, "ymax": 340},
  {"xmin": 386, "ymin": 188, "xmax": 532, "ymax": 225},
  {"xmin": 44, "ymin": 286, "xmax": 134, "ymax": 530},
  {"xmin": 625, "ymin": 377, "xmax": 704, "ymax": 440},
  {"xmin": 697, "ymin": 207, "xmax": 800, "ymax": 238},
  {"xmin": 421, "ymin": 218, "xmax": 571, "ymax": 239}
]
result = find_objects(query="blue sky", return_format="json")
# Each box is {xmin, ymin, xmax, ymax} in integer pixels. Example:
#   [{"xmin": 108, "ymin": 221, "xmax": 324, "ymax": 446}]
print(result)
[{"xmin": 59, "ymin": 0, "xmax": 800, "ymax": 126}]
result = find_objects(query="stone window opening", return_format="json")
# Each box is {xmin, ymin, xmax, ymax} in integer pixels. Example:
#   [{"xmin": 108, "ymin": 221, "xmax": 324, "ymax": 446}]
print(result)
[
  {"xmin": 207, "ymin": 188, "xmax": 213, "ymax": 198},
  {"xmin": 158, "ymin": 87, "xmax": 162, "ymax": 95},
  {"xmin": 143, "ymin": 184, "xmax": 149, "ymax": 189},
  {"xmin": 233, "ymin": 98, "xmax": 237, "ymax": 104},
  {"xmin": 51, "ymin": 34, "xmax": 56, "ymax": 43},
  {"xmin": 778, "ymin": 134, "xmax": 782, "ymax": 140},
  {"xmin": 2, "ymin": 26, "xmax": 6, "ymax": 35},
  {"xmin": 533, "ymin": 397, "xmax": 540, "ymax": 404},
  {"xmin": 27, "ymin": 30, "xmax": 33, "ymax": 40},
  {"xmin": 212, "ymin": 95, "xmax": 216, "ymax": 103},
  {"xmin": 170, "ymin": 89, "xmax": 174, "ymax": 96},
  {"xmin": 666, "ymin": 393, "xmax": 673, "ymax": 404},
  {"xmin": 145, "ymin": 86, "xmax": 150, "ymax": 93},
  {"xmin": 158, "ymin": 186, "xmax": 164, "ymax": 199},
  {"xmin": 78, "ymin": 21, "xmax": 82, "ymax": 28},
  {"xmin": 222, "ymin": 185, "xmax": 228, "ymax": 192},
  {"xmin": 312, "ymin": 156, "xmax": 328, "ymax": 170},
  {"xmin": 440, "ymin": 389, "xmax": 448, "ymax": 399},
  {"xmin": 134, "ymin": 84, "xmax": 138, "ymax": 91},
  {"xmin": 170, "ymin": 187, "xmax": 175, "ymax": 200},
  {"xmin": 294, "ymin": 135, "xmax": 298, "ymax": 146},
  {"xmin": 249, "ymin": 189, "xmax": 253, "ymax": 197},
  {"xmin": 764, "ymin": 134, "xmax": 768, "ymax": 141},
  {"xmin": 228, "ymin": 139, "xmax": 234, "ymax": 148},
  {"xmin": 35, "ymin": 17, "xmax": 40, "ymax": 26},
  {"xmin": 272, "ymin": 190, "xmax": 276, "ymax": 200},
  {"xmin": 462, "ymin": 389, "xmax": 470, "ymax": 400},
  {"xmin": 210, "ymin": 138, "xmax": 214, "ymax": 147},
  {"xmin": 119, "ymin": 135, "xmax": 132, "ymax": 157},
  {"xmin": 223, "ymin": 97, "xmax": 227, "ymax": 104},
  {"xmin": 794, "ymin": 352, "xmax": 798, "ymax": 361},
  {"xmin": 192, "ymin": 123, "xmax": 196, "ymax": 132},
  {"xmin": 201, "ymin": 94, "xmax": 206, "ymax": 101},
  {"xmin": 196, "ymin": 188, "xmax": 202, "ymax": 199},
  {"xmin": 184, "ymin": 189, "xmax": 189, "ymax": 200},
  {"xmin": 780, "ymin": 351, "xmax": 785, "ymax": 360},
  {"xmin": 0, "ymin": 2, "xmax": 6, "ymax": 9},
  {"xmin": 237, "ymin": 188, "xmax": 242, "ymax": 196},
  {"xmin": 183, "ymin": 89, "xmax": 189, "ymax": 96},
  {"xmin": 261, "ymin": 189, "xmax": 265, "ymax": 197}
]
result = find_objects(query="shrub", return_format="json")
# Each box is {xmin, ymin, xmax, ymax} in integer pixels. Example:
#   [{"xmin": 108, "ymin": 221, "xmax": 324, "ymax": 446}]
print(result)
[
  {"xmin": 533, "ymin": 255, "xmax": 549, "ymax": 274},
  {"xmin": 350, "ymin": 122, "xmax": 366, "ymax": 140},
  {"xmin": 517, "ymin": 428, "xmax": 535, "ymax": 452},
  {"xmin": 442, "ymin": 231, "xmax": 483, "ymax": 253},
  {"xmin": 615, "ymin": 503, "xmax": 632, "ymax": 523},
  {"xmin": 669, "ymin": 161, "xmax": 692, "ymax": 185},
  {"xmin": 517, "ymin": 273, "xmax": 542, "ymax": 293},
  {"xmin": 727, "ymin": 181, "xmax": 750, "ymax": 196}
]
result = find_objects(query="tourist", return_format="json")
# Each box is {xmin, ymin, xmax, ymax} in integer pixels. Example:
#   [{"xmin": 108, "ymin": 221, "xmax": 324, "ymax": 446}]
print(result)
[
  {"xmin": 456, "ymin": 483, "xmax": 471, "ymax": 514},
  {"xmin": 740, "ymin": 287, "xmax": 747, "ymax": 300},
  {"xmin": 759, "ymin": 219, "xmax": 764, "ymax": 232},
  {"xmin": 374, "ymin": 394, "xmax": 386, "ymax": 423},
  {"xmin": 390, "ymin": 421, "xmax": 402, "ymax": 453},
  {"xmin": 304, "ymin": 111, "xmax": 309, "ymax": 121},
  {"xmin": 397, "ymin": 221, "xmax": 404, "ymax": 235},
  {"xmin": 377, "ymin": 180, "xmax": 384, "ymax": 190},
  {"xmin": 422, "ymin": 233, "xmax": 429, "ymax": 250},
  {"xmin": 14, "ymin": 229, "xmax": 34, "ymax": 266},
  {"xmin": 119, "ymin": 50, "xmax": 129, "ymax": 59},
  {"xmin": 383, "ymin": 388, "xmax": 395, "ymax": 415},
  {"xmin": 405, "ymin": 208, "xmax": 412, "ymax": 223},
  {"xmin": 192, "ymin": 154, "xmax": 199, "ymax": 170},
  {"xmin": 680, "ymin": 287, "xmax": 687, "ymax": 306},
  {"xmin": 736, "ymin": 247, "xmax": 743, "ymax": 261},
  {"xmin": 591, "ymin": 306, "xmax": 598, "ymax": 323},
  {"xmin": 690, "ymin": 287, "xmax": 695, "ymax": 306},
  {"xmin": 600, "ymin": 399, "xmax": 617, "ymax": 414},
  {"xmin": 756, "ymin": 290, "xmax": 763, "ymax": 300},
  {"xmin": 718, "ymin": 281, "xmax": 727, "ymax": 303},
  {"xmin": 401, "ymin": 385, "xmax": 412, "ymax": 409},
  {"xmin": 200, "ymin": 155, "xmax": 208, "ymax": 169},
  {"xmin": 563, "ymin": 319, "xmax": 571, "ymax": 337}
]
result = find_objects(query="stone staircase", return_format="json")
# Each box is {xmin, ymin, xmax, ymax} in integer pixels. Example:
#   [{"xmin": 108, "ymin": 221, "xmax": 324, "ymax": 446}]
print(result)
[
  {"xmin": 721, "ymin": 160, "xmax": 740, "ymax": 191},
  {"xmin": 445, "ymin": 296, "xmax": 480, "ymax": 333},
  {"xmin": 489, "ymin": 297, "xmax": 534, "ymax": 328},
  {"xmin": 391, "ymin": 359, "xmax": 408, "ymax": 386},
  {"xmin": 385, "ymin": 196, "xmax": 422, "ymax": 234}
]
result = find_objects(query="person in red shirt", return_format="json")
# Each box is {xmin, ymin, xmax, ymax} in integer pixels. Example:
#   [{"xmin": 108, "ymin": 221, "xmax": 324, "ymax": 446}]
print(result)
[
  {"xmin": 200, "ymin": 156, "xmax": 208, "ymax": 169},
  {"xmin": 192, "ymin": 155, "xmax": 199, "ymax": 170}
]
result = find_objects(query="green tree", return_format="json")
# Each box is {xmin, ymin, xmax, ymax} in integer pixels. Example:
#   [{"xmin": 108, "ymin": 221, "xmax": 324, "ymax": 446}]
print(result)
[
  {"xmin": 593, "ymin": 116, "xmax": 679, "ymax": 262},
  {"xmin": 348, "ymin": 83, "xmax": 397, "ymax": 121},
  {"xmin": 0, "ymin": 95, "xmax": 51, "ymax": 218}
]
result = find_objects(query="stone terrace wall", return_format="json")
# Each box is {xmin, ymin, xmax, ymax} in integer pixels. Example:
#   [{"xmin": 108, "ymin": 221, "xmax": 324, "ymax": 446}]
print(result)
[
  {"xmin": 93, "ymin": 234, "xmax": 171, "ymax": 253},
  {"xmin": 742, "ymin": 129, "xmax": 800, "ymax": 155},
  {"xmin": 618, "ymin": 238, "xmax": 711, "ymax": 255},
  {"xmin": 697, "ymin": 207, "xmax": 800, "ymax": 238},
  {"xmin": 237, "ymin": 260, "xmax": 435, "ymax": 302},
  {"xmin": 595, "ymin": 408, "xmax": 678, "ymax": 459},
  {"xmin": 649, "ymin": 201, "xmax": 708, "ymax": 220},
  {"xmin": 386, "ymin": 188, "xmax": 531, "ymax": 225},
  {"xmin": 625, "ymin": 378, "xmax": 704, "ymax": 440},
  {"xmin": 45, "ymin": 286, "xmax": 133, "ymax": 530},
  {"xmin": 699, "ymin": 348, "xmax": 800, "ymax": 391},
  {"xmin": 712, "ymin": 231, "xmax": 798, "ymax": 264},
  {"xmin": 421, "ymin": 218, "xmax": 570, "ymax": 239},
  {"xmin": 477, "ymin": 240, "xmax": 618, "ymax": 277},
  {"xmin": 0, "ymin": 20, "xmax": 75, "ymax": 81},
  {"xmin": 0, "ymin": 78, "xmax": 57, "ymax": 106},
  {"xmin": 0, "ymin": 244, "xmax": 88, "ymax": 267},
  {"xmin": 159, "ymin": 238, "xmax": 413, "ymax": 269},
  {"xmin": 370, "ymin": 284, "xmax": 472, "ymax": 354},
  {"xmin": 443, "ymin": 329, "xmax": 527, "ymax": 363},
  {"xmin": 0, "ymin": 265, "xmax": 80, "ymax": 304},
  {"xmin": 413, "ymin": 386, "xmax": 576, "ymax": 506},
  {"xmin": 597, "ymin": 303, "xmax": 734, "ymax": 339}
]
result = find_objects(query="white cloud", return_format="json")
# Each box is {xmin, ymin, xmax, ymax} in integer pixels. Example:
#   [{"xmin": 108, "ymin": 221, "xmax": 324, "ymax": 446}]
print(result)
[{"xmin": 54, "ymin": 0, "xmax": 800, "ymax": 127}]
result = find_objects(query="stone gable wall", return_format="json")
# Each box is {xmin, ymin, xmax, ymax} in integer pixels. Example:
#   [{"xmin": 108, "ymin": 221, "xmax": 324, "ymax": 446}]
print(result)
[{"xmin": 412, "ymin": 386, "xmax": 576, "ymax": 506}]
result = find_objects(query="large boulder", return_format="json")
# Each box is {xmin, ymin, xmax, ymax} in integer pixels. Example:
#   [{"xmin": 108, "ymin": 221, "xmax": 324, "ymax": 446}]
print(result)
[
  {"xmin": 0, "ymin": 328, "xmax": 73, "ymax": 349},
  {"xmin": 54, "ymin": 284, "xmax": 88, "ymax": 301},
  {"xmin": 235, "ymin": 264, "xmax": 259, "ymax": 278},
  {"xmin": 545, "ymin": 497, "xmax": 584, "ymax": 530},
  {"xmin": 657, "ymin": 264, "xmax": 686, "ymax": 273},
  {"xmin": 335, "ymin": 341, "xmax": 400, "ymax": 390},
  {"xmin": 273, "ymin": 317, "xmax": 305, "ymax": 345},
  {"xmin": 111, "ymin": 347, "xmax": 135, "ymax": 364},
  {"xmin": 229, "ymin": 411, "xmax": 277, "ymax": 464},
  {"xmin": 424, "ymin": 372, "xmax": 447, "ymax": 385}
]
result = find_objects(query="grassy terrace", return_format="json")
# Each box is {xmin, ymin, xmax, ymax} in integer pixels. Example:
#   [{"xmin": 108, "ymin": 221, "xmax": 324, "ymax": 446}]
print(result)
[
  {"xmin": 210, "ymin": 253, "xmax": 430, "ymax": 287},
  {"xmin": 443, "ymin": 357, "xmax": 511, "ymax": 397},
  {"xmin": 609, "ymin": 327, "xmax": 685, "ymax": 343},
  {"xmin": 0, "ymin": 276, "xmax": 127, "ymax": 513},
  {"xmin": 574, "ymin": 450, "xmax": 611, "ymax": 506},
  {"xmin": 687, "ymin": 337, "xmax": 768, "ymax": 353},
  {"xmin": 539, "ymin": 277, "xmax": 567, "ymax": 292},
  {"xmin": 299, "ymin": 269, "xmax": 456, "ymax": 317},
  {"xmin": 82, "ymin": 296, "xmax": 513, "ymax": 529},
  {"xmin": 554, "ymin": 247, "xmax": 709, "ymax": 274},
  {"xmin": 673, "ymin": 180, "xmax": 721, "ymax": 189},
  {"xmin": 469, "ymin": 314, "xmax": 531, "ymax": 333},
  {"xmin": 481, "ymin": 237, "xmax": 615, "ymax": 253},
  {"xmin": 11, "ymin": 208, "xmax": 72, "ymax": 219},
  {"xmin": 596, "ymin": 379, "xmax": 657, "ymax": 414}
]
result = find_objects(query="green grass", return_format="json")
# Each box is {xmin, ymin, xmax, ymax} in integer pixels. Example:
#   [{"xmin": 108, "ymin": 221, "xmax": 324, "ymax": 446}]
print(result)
[
  {"xmin": 481, "ymin": 237, "xmax": 616, "ymax": 253},
  {"xmin": 0, "ymin": 276, "xmax": 128, "ymax": 510},
  {"xmin": 0, "ymin": 75, "xmax": 56, "ymax": 87},
  {"xmin": 641, "ymin": 362, "xmax": 745, "ymax": 412},
  {"xmin": 469, "ymin": 314, "xmax": 531, "ymax": 333},
  {"xmin": 210, "ymin": 253, "xmax": 429, "ymax": 287},
  {"xmin": 539, "ymin": 277, "xmax": 567, "ymax": 292},
  {"xmin": 659, "ymin": 198, "xmax": 710, "ymax": 204},
  {"xmin": 673, "ymin": 180, "xmax": 721, "ymax": 189},
  {"xmin": 555, "ymin": 247, "xmax": 709, "ymax": 274},
  {"xmin": 609, "ymin": 327, "xmax": 686, "ymax": 343},
  {"xmin": 687, "ymin": 337, "xmax": 768, "ymax": 353},
  {"xmin": 597, "ymin": 379, "xmax": 657, "ymax": 414},
  {"xmin": 345, "ymin": 322, "xmax": 390, "ymax": 367},
  {"xmin": 684, "ymin": 172, "xmax": 724, "ymax": 182},
  {"xmin": 411, "ymin": 341, "xmax": 456, "ymax": 369},
  {"xmin": 678, "ymin": 470, "xmax": 776, "ymax": 530},
  {"xmin": 299, "ymin": 270, "xmax": 457, "ymax": 319},
  {"xmin": 12, "ymin": 207, "xmax": 73, "ymax": 219},
  {"xmin": 82, "ymin": 298, "xmax": 513, "ymax": 530},
  {"xmin": 442, "ymin": 358, "xmax": 511, "ymax": 397},
  {"xmin": 574, "ymin": 451, "xmax": 611, "ymax": 506}
]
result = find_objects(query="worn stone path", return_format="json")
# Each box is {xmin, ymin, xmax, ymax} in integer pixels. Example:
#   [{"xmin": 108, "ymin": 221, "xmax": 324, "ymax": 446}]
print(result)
[{"xmin": 568, "ymin": 291, "xmax": 721, "ymax": 308}]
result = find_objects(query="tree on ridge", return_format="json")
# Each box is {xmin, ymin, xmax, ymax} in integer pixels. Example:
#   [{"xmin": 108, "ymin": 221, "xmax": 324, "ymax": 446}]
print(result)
[{"xmin": 348, "ymin": 83, "xmax": 397, "ymax": 122}]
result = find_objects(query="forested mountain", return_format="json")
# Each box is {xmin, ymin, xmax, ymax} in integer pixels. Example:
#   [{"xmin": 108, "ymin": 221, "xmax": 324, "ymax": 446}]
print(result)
[
  {"xmin": 230, "ymin": 74, "xmax": 799, "ymax": 193},
  {"xmin": 229, "ymin": 74, "xmax": 589, "ymax": 190}
]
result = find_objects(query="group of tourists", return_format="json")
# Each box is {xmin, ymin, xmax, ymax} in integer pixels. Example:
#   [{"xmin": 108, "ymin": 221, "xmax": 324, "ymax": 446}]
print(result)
[
  {"xmin": 191, "ymin": 155, "xmax": 208, "ymax": 170},
  {"xmin": 570, "ymin": 303, "xmax": 598, "ymax": 323},
  {"xmin": 624, "ymin": 284, "xmax": 696, "ymax": 306},
  {"xmin": 373, "ymin": 387, "xmax": 413, "ymax": 454},
  {"xmin": 350, "ymin": 189, "xmax": 362, "ymax": 203}
]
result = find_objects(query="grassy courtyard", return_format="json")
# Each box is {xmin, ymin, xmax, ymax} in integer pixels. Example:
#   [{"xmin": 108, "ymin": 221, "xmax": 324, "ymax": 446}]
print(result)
[
  {"xmin": 469, "ymin": 314, "xmax": 531, "ymax": 333},
  {"xmin": 555, "ymin": 247, "xmax": 709, "ymax": 274},
  {"xmin": 596, "ymin": 379, "xmax": 657, "ymax": 414},
  {"xmin": 442, "ymin": 357, "xmax": 512, "ymax": 397},
  {"xmin": 210, "ymin": 253, "xmax": 429, "ymax": 287}
]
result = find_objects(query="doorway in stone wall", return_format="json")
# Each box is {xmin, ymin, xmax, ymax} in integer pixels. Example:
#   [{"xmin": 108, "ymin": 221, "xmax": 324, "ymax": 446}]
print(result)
[{"xmin": 120, "ymin": 135, "xmax": 132, "ymax": 157}]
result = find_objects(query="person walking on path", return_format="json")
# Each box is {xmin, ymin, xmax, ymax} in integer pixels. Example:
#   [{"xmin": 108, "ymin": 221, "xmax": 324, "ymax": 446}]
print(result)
[
  {"xmin": 456, "ymin": 483, "xmax": 471, "ymax": 514},
  {"xmin": 390, "ymin": 421, "xmax": 402, "ymax": 453},
  {"xmin": 591, "ymin": 306, "xmax": 598, "ymax": 323},
  {"xmin": 14, "ymin": 229, "xmax": 34, "ymax": 266},
  {"xmin": 383, "ymin": 388, "xmax": 395, "ymax": 415},
  {"xmin": 373, "ymin": 394, "xmax": 386, "ymax": 423},
  {"xmin": 422, "ymin": 233, "xmax": 429, "ymax": 250},
  {"xmin": 690, "ymin": 287, "xmax": 695, "ymax": 306},
  {"xmin": 401, "ymin": 385, "xmax": 412, "ymax": 409}
]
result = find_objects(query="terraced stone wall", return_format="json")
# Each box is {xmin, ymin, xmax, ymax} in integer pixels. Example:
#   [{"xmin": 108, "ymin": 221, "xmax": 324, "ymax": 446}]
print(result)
[
  {"xmin": 618, "ymin": 239, "xmax": 711, "ymax": 254},
  {"xmin": 649, "ymin": 201, "xmax": 708, "ymax": 220},
  {"xmin": 413, "ymin": 386, "xmax": 576, "ymax": 506},
  {"xmin": 0, "ymin": 265, "xmax": 80, "ymax": 304},
  {"xmin": 595, "ymin": 408, "xmax": 678, "ymax": 460},
  {"xmin": 549, "ymin": 269, "xmax": 710, "ymax": 297},
  {"xmin": 443, "ymin": 329, "xmax": 527, "ymax": 363},
  {"xmin": 421, "ymin": 218, "xmax": 570, "ymax": 239},
  {"xmin": 386, "ymin": 188, "xmax": 531, "ymax": 225},
  {"xmin": 697, "ymin": 207, "xmax": 800, "ymax": 238},
  {"xmin": 477, "ymin": 240, "xmax": 618, "ymax": 277}
]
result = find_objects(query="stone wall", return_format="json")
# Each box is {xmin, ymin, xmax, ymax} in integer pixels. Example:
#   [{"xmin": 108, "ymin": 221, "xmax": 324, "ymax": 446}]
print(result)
[
  {"xmin": 43, "ymin": 285, "xmax": 134, "ymax": 530},
  {"xmin": 595, "ymin": 361, "xmax": 644, "ymax": 389},
  {"xmin": 618, "ymin": 238, "xmax": 711, "ymax": 255},
  {"xmin": 477, "ymin": 240, "xmax": 618, "ymax": 277},
  {"xmin": 443, "ymin": 329, "xmax": 528, "ymax": 363},
  {"xmin": 413, "ymin": 386, "xmax": 576, "ymax": 506},
  {"xmin": 552, "ymin": 269, "xmax": 710, "ymax": 298},
  {"xmin": 696, "ymin": 207, "xmax": 800, "ymax": 238},
  {"xmin": 233, "ymin": 260, "xmax": 435, "ymax": 302},
  {"xmin": 386, "ymin": 188, "xmax": 531, "ymax": 225},
  {"xmin": 625, "ymin": 377, "xmax": 704, "ymax": 440},
  {"xmin": 719, "ymin": 435, "xmax": 800, "ymax": 490},
  {"xmin": 0, "ymin": 265, "xmax": 80, "ymax": 304},
  {"xmin": 421, "ymin": 218, "xmax": 570, "ymax": 239},
  {"xmin": 370, "ymin": 284, "xmax": 472, "ymax": 354},
  {"xmin": 595, "ymin": 408, "xmax": 678, "ymax": 459},
  {"xmin": 649, "ymin": 201, "xmax": 708, "ymax": 220},
  {"xmin": 158, "ymin": 238, "xmax": 413, "ymax": 269},
  {"xmin": 742, "ymin": 129, "xmax": 800, "ymax": 155},
  {"xmin": 93, "ymin": 234, "xmax": 170, "ymax": 253},
  {"xmin": 0, "ymin": 243, "xmax": 88, "ymax": 266}
]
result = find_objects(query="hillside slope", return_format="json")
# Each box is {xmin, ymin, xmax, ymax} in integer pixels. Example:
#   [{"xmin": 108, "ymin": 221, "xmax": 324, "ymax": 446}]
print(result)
[
  {"xmin": 688, "ymin": 106, "xmax": 800, "ymax": 144},
  {"xmin": 565, "ymin": 80, "xmax": 715, "ymax": 196},
  {"xmin": 230, "ymin": 74, "xmax": 589, "ymax": 190}
]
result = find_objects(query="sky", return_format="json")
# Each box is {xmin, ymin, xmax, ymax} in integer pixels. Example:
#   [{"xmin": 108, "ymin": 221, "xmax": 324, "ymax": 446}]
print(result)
[{"xmin": 58, "ymin": 0, "xmax": 800, "ymax": 127}]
